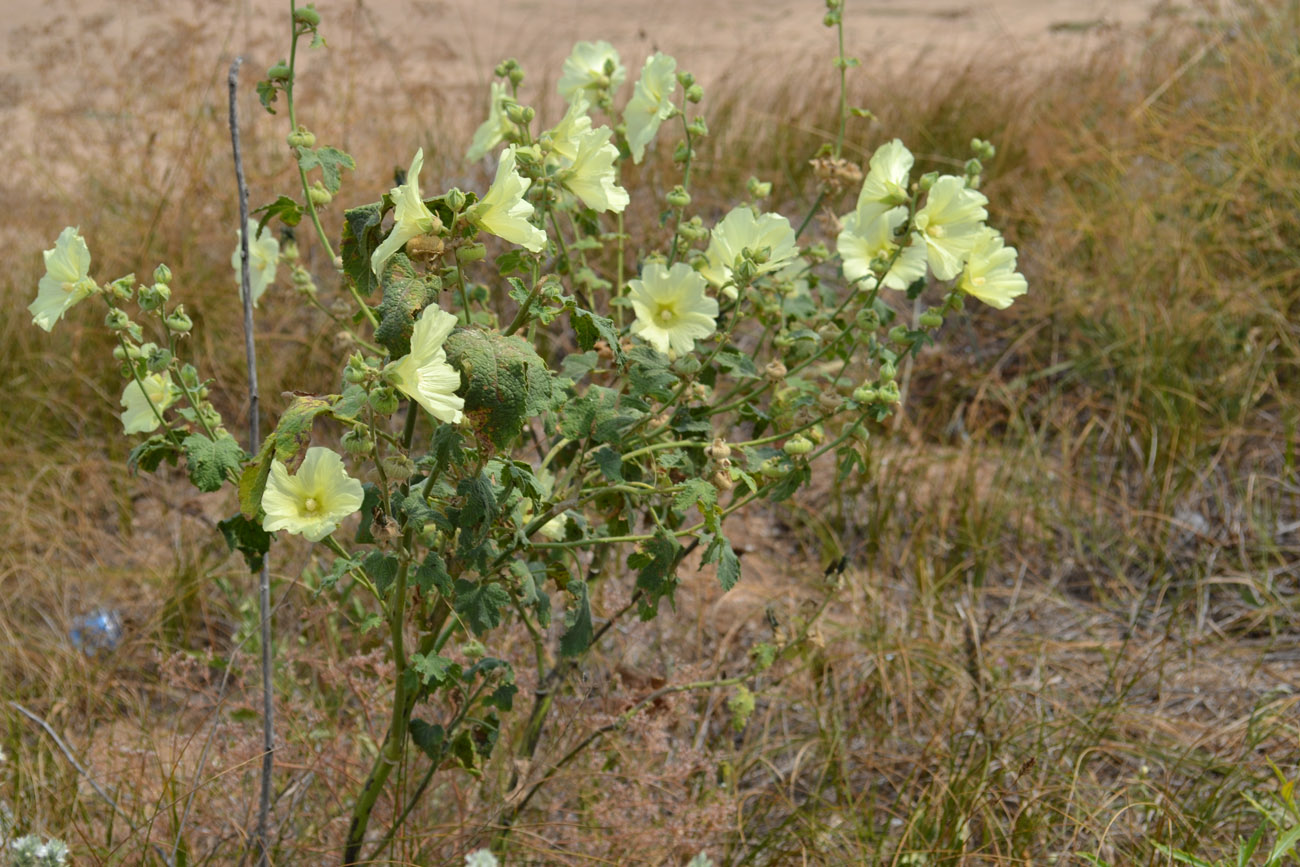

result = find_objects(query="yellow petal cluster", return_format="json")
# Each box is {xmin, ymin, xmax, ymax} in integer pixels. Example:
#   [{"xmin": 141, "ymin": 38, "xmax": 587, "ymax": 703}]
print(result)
[
  {"xmin": 261, "ymin": 447, "xmax": 365, "ymax": 542},
  {"xmin": 387, "ymin": 306, "xmax": 466, "ymax": 424},
  {"xmin": 30, "ymin": 227, "xmax": 96, "ymax": 332},
  {"xmin": 629, "ymin": 262, "xmax": 719, "ymax": 356}
]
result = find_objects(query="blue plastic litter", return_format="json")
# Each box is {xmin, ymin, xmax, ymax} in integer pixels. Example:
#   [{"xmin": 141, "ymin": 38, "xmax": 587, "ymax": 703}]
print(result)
[{"xmin": 69, "ymin": 608, "xmax": 123, "ymax": 655}]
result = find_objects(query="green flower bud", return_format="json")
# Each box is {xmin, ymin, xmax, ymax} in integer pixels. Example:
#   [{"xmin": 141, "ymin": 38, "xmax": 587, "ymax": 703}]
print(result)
[
  {"xmin": 505, "ymin": 102, "xmax": 534, "ymax": 125},
  {"xmin": 676, "ymin": 71, "xmax": 696, "ymax": 88},
  {"xmin": 308, "ymin": 181, "xmax": 332, "ymax": 207},
  {"xmin": 381, "ymin": 453, "xmax": 415, "ymax": 481},
  {"xmin": 685, "ymin": 84, "xmax": 704, "ymax": 104},
  {"xmin": 508, "ymin": 66, "xmax": 525, "ymax": 87},
  {"xmin": 673, "ymin": 354, "xmax": 701, "ymax": 376},
  {"xmin": 267, "ymin": 60, "xmax": 292, "ymax": 82},
  {"xmin": 112, "ymin": 345, "xmax": 128, "ymax": 361},
  {"xmin": 108, "ymin": 276, "xmax": 134, "ymax": 302},
  {"xmin": 964, "ymin": 158, "xmax": 983, "ymax": 177},
  {"xmin": 783, "ymin": 435, "xmax": 814, "ymax": 456},
  {"xmin": 341, "ymin": 426, "xmax": 373, "ymax": 456},
  {"xmin": 807, "ymin": 424, "xmax": 826, "ymax": 445},
  {"xmin": 687, "ymin": 116, "xmax": 709, "ymax": 137},
  {"xmin": 918, "ymin": 171, "xmax": 939, "ymax": 193},
  {"xmin": 105, "ymin": 309, "xmax": 132, "ymax": 331},
  {"xmin": 288, "ymin": 126, "xmax": 317, "ymax": 148},
  {"xmin": 369, "ymin": 386, "xmax": 399, "ymax": 415},
  {"xmin": 855, "ymin": 306, "xmax": 880, "ymax": 328},
  {"xmin": 673, "ymin": 141, "xmax": 693, "ymax": 164},
  {"xmin": 888, "ymin": 325, "xmax": 910, "ymax": 345},
  {"xmin": 759, "ymin": 457, "xmax": 788, "ymax": 479},
  {"xmin": 456, "ymin": 243, "xmax": 487, "ymax": 264},
  {"xmin": 152, "ymin": 263, "xmax": 172, "ymax": 285},
  {"xmin": 164, "ymin": 306, "xmax": 193, "ymax": 334},
  {"xmin": 666, "ymin": 186, "xmax": 691, "ymax": 208},
  {"xmin": 747, "ymin": 176, "xmax": 772, "ymax": 199},
  {"xmin": 463, "ymin": 638, "xmax": 487, "ymax": 659},
  {"xmin": 880, "ymin": 380, "xmax": 902, "ymax": 404},
  {"xmin": 919, "ymin": 309, "xmax": 944, "ymax": 329},
  {"xmin": 145, "ymin": 346, "xmax": 173, "ymax": 374},
  {"xmin": 293, "ymin": 5, "xmax": 321, "ymax": 26},
  {"xmin": 137, "ymin": 283, "xmax": 170, "ymax": 312},
  {"xmin": 852, "ymin": 385, "xmax": 877, "ymax": 403},
  {"xmin": 445, "ymin": 188, "xmax": 467, "ymax": 213},
  {"xmin": 879, "ymin": 361, "xmax": 897, "ymax": 382}
]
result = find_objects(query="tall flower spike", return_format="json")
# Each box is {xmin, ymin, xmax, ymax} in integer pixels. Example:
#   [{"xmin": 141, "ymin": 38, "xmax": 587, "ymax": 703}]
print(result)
[
  {"xmin": 466, "ymin": 81, "xmax": 515, "ymax": 162},
  {"xmin": 261, "ymin": 447, "xmax": 365, "ymax": 542},
  {"xmin": 699, "ymin": 207, "xmax": 799, "ymax": 299},
  {"xmin": 469, "ymin": 148, "xmax": 547, "ymax": 253},
  {"xmin": 628, "ymin": 262, "xmax": 719, "ymax": 356},
  {"xmin": 30, "ymin": 227, "xmax": 96, "ymax": 332},
  {"xmin": 856, "ymin": 139, "xmax": 913, "ymax": 207},
  {"xmin": 120, "ymin": 372, "xmax": 181, "ymax": 435},
  {"xmin": 957, "ymin": 228, "xmax": 1028, "ymax": 309},
  {"xmin": 558, "ymin": 41, "xmax": 626, "ymax": 103},
  {"xmin": 371, "ymin": 149, "xmax": 439, "ymax": 278},
  {"xmin": 837, "ymin": 202, "xmax": 927, "ymax": 290},
  {"xmin": 559, "ymin": 125, "xmax": 629, "ymax": 213},
  {"xmin": 624, "ymin": 53, "xmax": 678, "ymax": 164},
  {"xmin": 912, "ymin": 175, "xmax": 989, "ymax": 281},
  {"xmin": 387, "ymin": 306, "xmax": 466, "ymax": 424},
  {"xmin": 231, "ymin": 218, "xmax": 280, "ymax": 307}
]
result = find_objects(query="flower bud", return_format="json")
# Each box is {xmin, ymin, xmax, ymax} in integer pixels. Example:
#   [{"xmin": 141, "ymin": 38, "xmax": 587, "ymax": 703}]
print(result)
[
  {"xmin": 152, "ymin": 263, "xmax": 172, "ymax": 285},
  {"xmin": 783, "ymin": 435, "xmax": 813, "ymax": 456},
  {"xmin": 687, "ymin": 116, "xmax": 709, "ymax": 137},
  {"xmin": 508, "ymin": 67, "xmax": 525, "ymax": 87},
  {"xmin": 759, "ymin": 457, "xmax": 788, "ymax": 479},
  {"xmin": 456, "ymin": 243, "xmax": 487, "ymax": 264},
  {"xmin": 880, "ymin": 381, "xmax": 902, "ymax": 404},
  {"xmin": 288, "ymin": 126, "xmax": 317, "ymax": 149},
  {"xmin": 146, "ymin": 346, "xmax": 173, "ymax": 374},
  {"xmin": 463, "ymin": 638, "xmax": 487, "ymax": 659},
  {"xmin": 137, "ymin": 283, "xmax": 170, "ymax": 312},
  {"xmin": 706, "ymin": 437, "xmax": 732, "ymax": 461},
  {"xmin": 369, "ymin": 386, "xmax": 399, "ymax": 415},
  {"xmin": 381, "ymin": 453, "xmax": 415, "ymax": 481},
  {"xmin": 879, "ymin": 361, "xmax": 897, "ymax": 382},
  {"xmin": 340, "ymin": 426, "xmax": 373, "ymax": 456},
  {"xmin": 308, "ymin": 181, "xmax": 332, "ymax": 207},
  {"xmin": 105, "ymin": 308, "xmax": 131, "ymax": 331},
  {"xmin": 293, "ymin": 5, "xmax": 321, "ymax": 26},
  {"xmin": 267, "ymin": 60, "xmax": 292, "ymax": 82},
  {"xmin": 676, "ymin": 71, "xmax": 696, "ymax": 88},
  {"xmin": 343, "ymin": 354, "xmax": 369, "ymax": 384},
  {"xmin": 764, "ymin": 361, "xmax": 787, "ymax": 382},
  {"xmin": 108, "ymin": 275, "xmax": 134, "ymax": 302},
  {"xmin": 852, "ymin": 385, "xmax": 877, "ymax": 404},
  {"xmin": 164, "ymin": 306, "xmax": 193, "ymax": 334},
  {"xmin": 446, "ymin": 188, "xmax": 467, "ymax": 213},
  {"xmin": 920, "ymin": 309, "xmax": 944, "ymax": 329},
  {"xmin": 807, "ymin": 424, "xmax": 825, "ymax": 445},
  {"xmin": 747, "ymin": 176, "xmax": 772, "ymax": 199},
  {"xmin": 673, "ymin": 141, "xmax": 693, "ymax": 164},
  {"xmin": 685, "ymin": 84, "xmax": 704, "ymax": 104},
  {"xmin": 888, "ymin": 325, "xmax": 910, "ymax": 345},
  {"xmin": 505, "ymin": 102, "xmax": 534, "ymax": 126},
  {"xmin": 918, "ymin": 171, "xmax": 939, "ymax": 192},
  {"xmin": 666, "ymin": 186, "xmax": 691, "ymax": 209}
]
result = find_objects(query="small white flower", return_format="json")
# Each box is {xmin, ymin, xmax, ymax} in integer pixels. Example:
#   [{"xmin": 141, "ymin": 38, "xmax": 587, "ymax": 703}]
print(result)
[
  {"xmin": 629, "ymin": 262, "xmax": 719, "ymax": 356},
  {"xmin": 469, "ymin": 147, "xmax": 547, "ymax": 253},
  {"xmin": 387, "ymin": 306, "xmax": 465, "ymax": 424},
  {"xmin": 120, "ymin": 372, "xmax": 181, "ymax": 435},
  {"xmin": 30, "ymin": 227, "xmax": 96, "ymax": 332},
  {"xmin": 837, "ymin": 203, "xmax": 926, "ymax": 290},
  {"xmin": 464, "ymin": 849, "xmax": 499, "ymax": 867},
  {"xmin": 232, "ymin": 218, "xmax": 280, "ymax": 307},
  {"xmin": 699, "ymin": 207, "xmax": 799, "ymax": 299},
  {"xmin": 372, "ymin": 149, "xmax": 439, "ymax": 277},
  {"xmin": 558, "ymin": 41, "xmax": 626, "ymax": 103},
  {"xmin": 624, "ymin": 53, "xmax": 678, "ymax": 164},
  {"xmin": 261, "ymin": 447, "xmax": 365, "ymax": 542},
  {"xmin": 913, "ymin": 175, "xmax": 988, "ymax": 281},
  {"xmin": 957, "ymin": 228, "xmax": 1028, "ymax": 309},
  {"xmin": 467, "ymin": 81, "xmax": 515, "ymax": 162}
]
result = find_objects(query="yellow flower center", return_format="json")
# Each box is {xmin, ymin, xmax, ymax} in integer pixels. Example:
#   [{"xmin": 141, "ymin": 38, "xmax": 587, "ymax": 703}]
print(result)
[
  {"xmin": 926, "ymin": 224, "xmax": 945, "ymax": 238},
  {"xmin": 656, "ymin": 304, "xmax": 678, "ymax": 325},
  {"xmin": 61, "ymin": 281, "xmax": 78, "ymax": 294},
  {"xmin": 303, "ymin": 497, "xmax": 319, "ymax": 514},
  {"xmin": 971, "ymin": 275, "xmax": 986, "ymax": 288}
]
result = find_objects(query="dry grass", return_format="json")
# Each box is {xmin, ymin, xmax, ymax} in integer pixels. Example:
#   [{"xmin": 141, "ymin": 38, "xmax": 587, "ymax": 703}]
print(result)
[{"xmin": 2, "ymin": 0, "xmax": 1299, "ymax": 864}]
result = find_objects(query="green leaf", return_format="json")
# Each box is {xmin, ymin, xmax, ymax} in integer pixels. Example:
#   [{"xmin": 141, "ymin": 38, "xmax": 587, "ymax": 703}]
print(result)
[
  {"xmin": 559, "ymin": 579, "xmax": 594, "ymax": 657},
  {"xmin": 296, "ymin": 145, "xmax": 355, "ymax": 194},
  {"xmin": 218, "ymin": 513, "xmax": 272, "ymax": 573},
  {"xmin": 183, "ymin": 433, "xmax": 245, "ymax": 493},
  {"xmin": 453, "ymin": 579, "xmax": 510, "ymax": 635},
  {"xmin": 627, "ymin": 345, "xmax": 676, "ymax": 399},
  {"xmin": 271, "ymin": 395, "xmax": 333, "ymax": 472},
  {"xmin": 728, "ymin": 684, "xmax": 755, "ymax": 731},
  {"xmin": 592, "ymin": 446, "xmax": 624, "ymax": 482},
  {"xmin": 238, "ymin": 433, "xmax": 277, "ymax": 518},
  {"xmin": 571, "ymin": 308, "xmax": 625, "ymax": 364},
  {"xmin": 715, "ymin": 346, "xmax": 759, "ymax": 378},
  {"xmin": 430, "ymin": 425, "xmax": 466, "ymax": 473},
  {"xmin": 703, "ymin": 533, "xmax": 741, "ymax": 591},
  {"xmin": 375, "ymin": 253, "xmax": 434, "ymax": 359},
  {"xmin": 331, "ymin": 385, "xmax": 368, "ymax": 421},
  {"xmin": 410, "ymin": 652, "xmax": 454, "ymax": 685},
  {"xmin": 673, "ymin": 479, "xmax": 717, "ymax": 514},
  {"xmin": 558, "ymin": 385, "xmax": 618, "ymax": 441},
  {"xmin": 255, "ymin": 79, "xmax": 278, "ymax": 114},
  {"xmin": 354, "ymin": 483, "xmax": 382, "ymax": 544},
  {"xmin": 558, "ymin": 351, "xmax": 599, "ymax": 386},
  {"xmin": 443, "ymin": 329, "xmax": 554, "ymax": 451},
  {"xmin": 409, "ymin": 719, "xmax": 445, "ymax": 760},
  {"xmin": 252, "ymin": 195, "xmax": 302, "ymax": 235},
  {"xmin": 340, "ymin": 199, "xmax": 387, "ymax": 296},
  {"xmin": 414, "ymin": 551, "xmax": 452, "ymax": 596},
  {"xmin": 362, "ymin": 551, "xmax": 400, "ymax": 597},
  {"xmin": 629, "ymin": 531, "xmax": 682, "ymax": 617},
  {"xmin": 127, "ymin": 434, "xmax": 182, "ymax": 475}
]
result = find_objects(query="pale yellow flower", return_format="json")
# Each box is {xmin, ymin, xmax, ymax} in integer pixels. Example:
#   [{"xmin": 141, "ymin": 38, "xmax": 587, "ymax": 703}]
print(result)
[
  {"xmin": 856, "ymin": 139, "xmax": 913, "ymax": 207},
  {"xmin": 699, "ymin": 207, "xmax": 799, "ymax": 299},
  {"xmin": 913, "ymin": 175, "xmax": 988, "ymax": 281},
  {"xmin": 261, "ymin": 447, "xmax": 364, "ymax": 542},
  {"xmin": 120, "ymin": 372, "xmax": 181, "ymax": 435},
  {"xmin": 469, "ymin": 147, "xmax": 547, "ymax": 253},
  {"xmin": 372, "ymin": 149, "xmax": 438, "ymax": 277},
  {"xmin": 232, "ymin": 219, "xmax": 280, "ymax": 307},
  {"xmin": 629, "ymin": 262, "xmax": 718, "ymax": 356},
  {"xmin": 837, "ymin": 202, "xmax": 927, "ymax": 290},
  {"xmin": 957, "ymin": 228, "xmax": 1028, "ymax": 309},
  {"xmin": 624, "ymin": 53, "xmax": 677, "ymax": 164},
  {"xmin": 558, "ymin": 41, "xmax": 626, "ymax": 103},
  {"xmin": 466, "ymin": 82, "xmax": 514, "ymax": 162},
  {"xmin": 558, "ymin": 125, "xmax": 629, "ymax": 213},
  {"xmin": 387, "ymin": 306, "xmax": 465, "ymax": 424},
  {"xmin": 545, "ymin": 97, "xmax": 594, "ymax": 164},
  {"xmin": 30, "ymin": 227, "xmax": 96, "ymax": 332}
]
